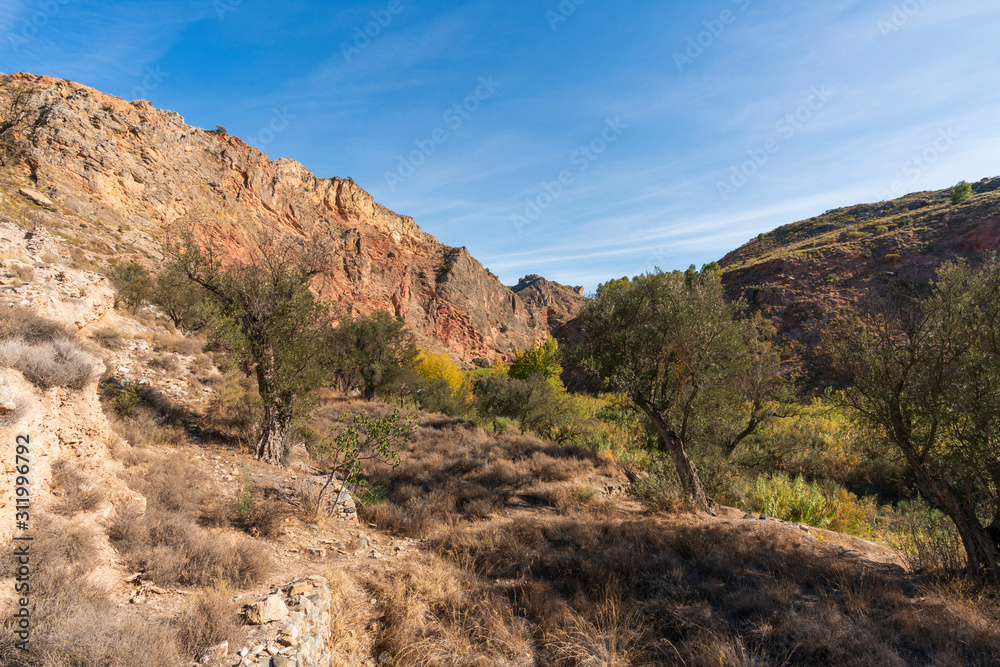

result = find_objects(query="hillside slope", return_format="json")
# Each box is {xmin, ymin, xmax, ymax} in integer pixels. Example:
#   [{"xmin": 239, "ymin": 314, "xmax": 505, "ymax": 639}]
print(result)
[
  {"xmin": 720, "ymin": 178, "xmax": 1000, "ymax": 385},
  {"xmin": 2, "ymin": 72, "xmax": 580, "ymax": 362}
]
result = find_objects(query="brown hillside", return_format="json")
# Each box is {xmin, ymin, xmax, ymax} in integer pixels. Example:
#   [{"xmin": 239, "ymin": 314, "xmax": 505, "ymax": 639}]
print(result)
[{"xmin": 720, "ymin": 177, "xmax": 1000, "ymax": 386}]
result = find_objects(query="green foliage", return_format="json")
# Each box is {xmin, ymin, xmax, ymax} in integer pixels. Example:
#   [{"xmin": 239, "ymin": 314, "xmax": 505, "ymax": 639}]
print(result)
[
  {"xmin": 0, "ymin": 75, "xmax": 36, "ymax": 166},
  {"xmin": 109, "ymin": 261, "xmax": 152, "ymax": 312},
  {"xmin": 950, "ymin": 180, "xmax": 972, "ymax": 205},
  {"xmin": 331, "ymin": 312, "xmax": 419, "ymax": 400},
  {"xmin": 214, "ymin": 125, "xmax": 229, "ymax": 136},
  {"xmin": 169, "ymin": 226, "xmax": 339, "ymax": 463},
  {"xmin": 415, "ymin": 377, "xmax": 469, "ymax": 417},
  {"xmin": 473, "ymin": 373, "xmax": 590, "ymax": 443},
  {"xmin": 509, "ymin": 337, "xmax": 563, "ymax": 385},
  {"xmin": 879, "ymin": 496, "xmax": 967, "ymax": 573},
  {"xmin": 574, "ymin": 267, "xmax": 784, "ymax": 508},
  {"xmin": 309, "ymin": 411, "xmax": 412, "ymax": 515},
  {"xmin": 741, "ymin": 473, "xmax": 834, "ymax": 527},
  {"xmin": 149, "ymin": 263, "xmax": 212, "ymax": 330},
  {"xmin": 828, "ymin": 255, "xmax": 1000, "ymax": 581}
]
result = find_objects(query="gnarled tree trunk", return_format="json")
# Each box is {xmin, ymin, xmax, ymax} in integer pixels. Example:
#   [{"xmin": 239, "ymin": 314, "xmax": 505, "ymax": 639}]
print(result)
[
  {"xmin": 927, "ymin": 477, "xmax": 1000, "ymax": 583},
  {"xmin": 645, "ymin": 410, "xmax": 713, "ymax": 514},
  {"xmin": 255, "ymin": 348, "xmax": 293, "ymax": 465}
]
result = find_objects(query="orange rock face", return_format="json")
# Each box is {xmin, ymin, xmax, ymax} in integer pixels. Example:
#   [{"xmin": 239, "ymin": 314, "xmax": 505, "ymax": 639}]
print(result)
[{"xmin": 11, "ymin": 73, "xmax": 585, "ymax": 362}]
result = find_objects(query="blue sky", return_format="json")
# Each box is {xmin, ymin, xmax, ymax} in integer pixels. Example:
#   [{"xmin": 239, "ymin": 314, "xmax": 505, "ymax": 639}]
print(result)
[{"xmin": 2, "ymin": 0, "xmax": 998, "ymax": 290}]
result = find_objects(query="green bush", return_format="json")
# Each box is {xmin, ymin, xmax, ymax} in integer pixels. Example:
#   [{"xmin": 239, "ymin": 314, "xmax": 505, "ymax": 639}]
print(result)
[
  {"xmin": 950, "ymin": 180, "xmax": 972, "ymax": 205},
  {"xmin": 879, "ymin": 496, "xmax": 966, "ymax": 573},
  {"xmin": 740, "ymin": 473, "xmax": 833, "ymax": 527}
]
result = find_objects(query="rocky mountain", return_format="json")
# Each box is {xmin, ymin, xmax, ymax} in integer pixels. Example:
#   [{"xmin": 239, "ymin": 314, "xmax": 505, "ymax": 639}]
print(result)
[
  {"xmin": 720, "ymin": 177, "xmax": 1000, "ymax": 386},
  {"xmin": 509, "ymin": 274, "xmax": 587, "ymax": 330},
  {"xmin": 2, "ymin": 72, "xmax": 580, "ymax": 362}
]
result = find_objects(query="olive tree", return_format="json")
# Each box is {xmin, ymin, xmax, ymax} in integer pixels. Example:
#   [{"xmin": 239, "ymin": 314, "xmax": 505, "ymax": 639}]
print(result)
[
  {"xmin": 827, "ymin": 257, "xmax": 1000, "ymax": 583},
  {"xmin": 170, "ymin": 225, "xmax": 335, "ymax": 464},
  {"xmin": 574, "ymin": 266, "xmax": 783, "ymax": 512}
]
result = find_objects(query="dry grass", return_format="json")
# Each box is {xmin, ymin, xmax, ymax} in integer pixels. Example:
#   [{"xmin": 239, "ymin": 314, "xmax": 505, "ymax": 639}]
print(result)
[
  {"xmin": 148, "ymin": 331, "xmax": 204, "ymax": 356},
  {"xmin": 0, "ymin": 304, "xmax": 68, "ymax": 343},
  {"xmin": 109, "ymin": 452, "xmax": 272, "ymax": 589},
  {"xmin": 91, "ymin": 325, "xmax": 128, "ymax": 349},
  {"xmin": 147, "ymin": 352, "xmax": 178, "ymax": 371},
  {"xmin": 10, "ymin": 263, "xmax": 34, "ymax": 283},
  {"xmin": 332, "ymin": 402, "xmax": 1000, "ymax": 667},
  {"xmin": 340, "ymin": 407, "xmax": 612, "ymax": 537},
  {"xmin": 325, "ymin": 566, "xmax": 376, "ymax": 664},
  {"xmin": 0, "ymin": 336, "xmax": 99, "ymax": 389},
  {"xmin": 429, "ymin": 515, "xmax": 1000, "ymax": 666},
  {"xmin": 174, "ymin": 584, "xmax": 240, "ymax": 660},
  {"xmin": 49, "ymin": 458, "xmax": 106, "ymax": 515},
  {"xmin": 369, "ymin": 555, "xmax": 535, "ymax": 667},
  {"xmin": 0, "ymin": 515, "xmax": 181, "ymax": 666}
]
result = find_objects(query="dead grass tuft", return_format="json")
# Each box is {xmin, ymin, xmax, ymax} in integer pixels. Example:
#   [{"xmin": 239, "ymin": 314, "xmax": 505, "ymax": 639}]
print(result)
[
  {"xmin": 49, "ymin": 458, "xmax": 106, "ymax": 515},
  {"xmin": 0, "ymin": 304, "xmax": 69, "ymax": 343},
  {"xmin": 149, "ymin": 331, "xmax": 205, "ymax": 356},
  {"xmin": 91, "ymin": 325, "xmax": 127, "ymax": 349},
  {"xmin": 0, "ymin": 337, "xmax": 99, "ymax": 389},
  {"xmin": 174, "ymin": 584, "xmax": 240, "ymax": 659}
]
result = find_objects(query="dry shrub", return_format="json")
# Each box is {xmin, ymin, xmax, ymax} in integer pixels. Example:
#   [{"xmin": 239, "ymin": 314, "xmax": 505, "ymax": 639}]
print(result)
[
  {"xmin": 148, "ymin": 353, "xmax": 178, "ymax": 371},
  {"xmin": 49, "ymin": 459, "xmax": 106, "ymax": 515},
  {"xmin": 232, "ymin": 477, "xmax": 287, "ymax": 539},
  {"xmin": 0, "ymin": 304, "xmax": 68, "ymax": 342},
  {"xmin": 371, "ymin": 557, "xmax": 534, "ymax": 667},
  {"xmin": 10, "ymin": 263, "xmax": 34, "ymax": 283},
  {"xmin": 109, "ymin": 454, "xmax": 271, "ymax": 589},
  {"xmin": 149, "ymin": 331, "xmax": 204, "ymax": 356},
  {"xmin": 174, "ymin": 584, "xmax": 239, "ymax": 659},
  {"xmin": 203, "ymin": 372, "xmax": 263, "ymax": 447},
  {"xmin": 0, "ymin": 337, "xmax": 98, "ymax": 389},
  {"xmin": 0, "ymin": 515, "xmax": 181, "ymax": 666},
  {"xmin": 358, "ymin": 500, "xmax": 432, "ymax": 537},
  {"xmin": 91, "ymin": 325, "xmax": 127, "ymax": 349}
]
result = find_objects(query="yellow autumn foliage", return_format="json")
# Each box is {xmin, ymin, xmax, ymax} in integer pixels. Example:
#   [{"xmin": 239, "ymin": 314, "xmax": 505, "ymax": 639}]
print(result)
[{"xmin": 415, "ymin": 347, "xmax": 467, "ymax": 397}]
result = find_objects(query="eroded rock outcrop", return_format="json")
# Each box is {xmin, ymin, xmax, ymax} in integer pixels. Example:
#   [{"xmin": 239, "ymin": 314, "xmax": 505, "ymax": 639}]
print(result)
[{"xmin": 7, "ymin": 72, "xmax": 583, "ymax": 361}]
